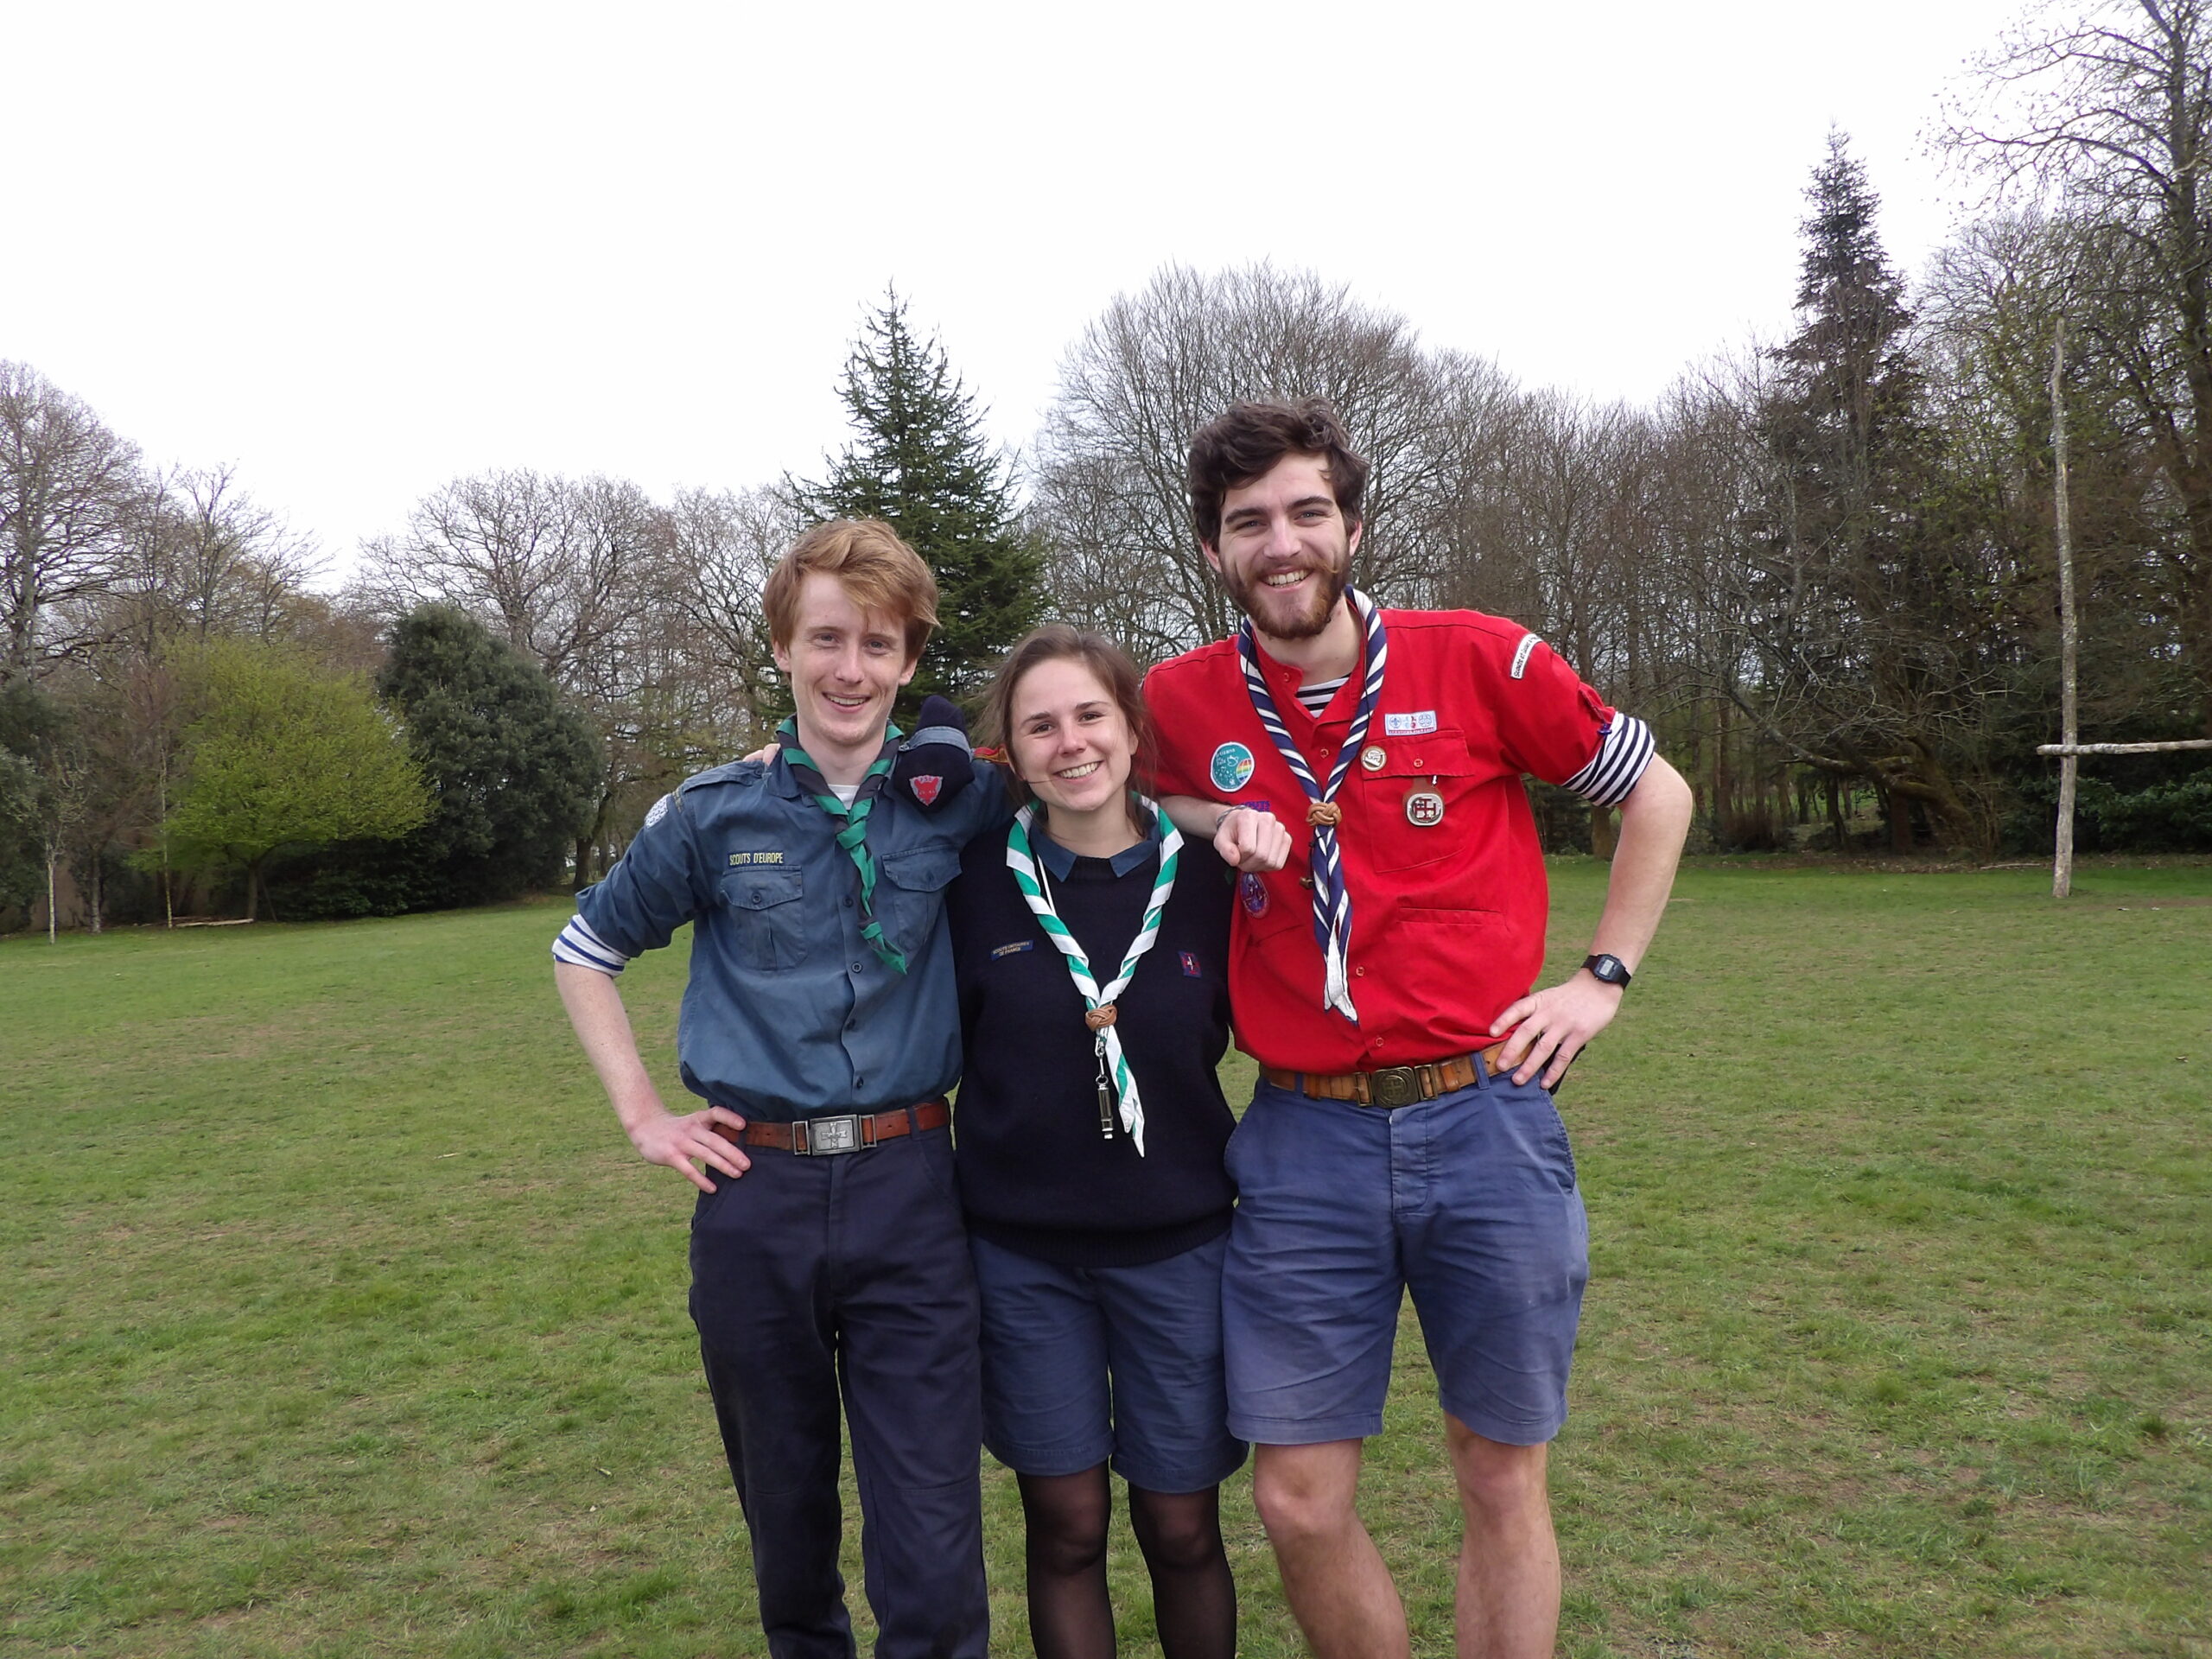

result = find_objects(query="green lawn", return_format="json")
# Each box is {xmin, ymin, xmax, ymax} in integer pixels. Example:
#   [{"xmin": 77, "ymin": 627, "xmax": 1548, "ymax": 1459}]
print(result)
[{"xmin": 3, "ymin": 860, "xmax": 2207, "ymax": 1657}]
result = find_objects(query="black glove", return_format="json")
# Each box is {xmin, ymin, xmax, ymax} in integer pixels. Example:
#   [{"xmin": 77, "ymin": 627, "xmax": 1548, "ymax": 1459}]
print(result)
[{"xmin": 893, "ymin": 695, "xmax": 974, "ymax": 811}]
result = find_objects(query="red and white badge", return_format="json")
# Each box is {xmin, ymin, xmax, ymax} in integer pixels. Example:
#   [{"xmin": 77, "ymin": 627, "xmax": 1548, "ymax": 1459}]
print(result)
[{"xmin": 1404, "ymin": 785, "xmax": 1446, "ymax": 827}]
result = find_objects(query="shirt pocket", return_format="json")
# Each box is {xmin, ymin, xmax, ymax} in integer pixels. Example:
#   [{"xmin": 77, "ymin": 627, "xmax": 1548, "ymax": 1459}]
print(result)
[
  {"xmin": 1351, "ymin": 729, "xmax": 1483, "ymax": 873},
  {"xmin": 721, "ymin": 865, "xmax": 808, "ymax": 970},
  {"xmin": 874, "ymin": 844, "xmax": 961, "ymax": 958}
]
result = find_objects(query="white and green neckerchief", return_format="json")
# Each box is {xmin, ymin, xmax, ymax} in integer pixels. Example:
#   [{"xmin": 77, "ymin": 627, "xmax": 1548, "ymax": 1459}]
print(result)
[{"xmin": 1004, "ymin": 798, "xmax": 1181, "ymax": 1156}]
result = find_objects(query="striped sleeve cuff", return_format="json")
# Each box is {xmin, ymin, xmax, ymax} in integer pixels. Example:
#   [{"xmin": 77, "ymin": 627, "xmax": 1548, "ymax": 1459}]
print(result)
[
  {"xmin": 551, "ymin": 914, "xmax": 629, "ymax": 976},
  {"xmin": 1562, "ymin": 715, "xmax": 1656, "ymax": 808}
]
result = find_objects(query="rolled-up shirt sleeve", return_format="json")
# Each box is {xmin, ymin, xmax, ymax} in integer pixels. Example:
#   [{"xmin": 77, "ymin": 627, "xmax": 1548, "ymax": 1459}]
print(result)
[
  {"xmin": 1491, "ymin": 633, "xmax": 1656, "ymax": 806},
  {"xmin": 1561, "ymin": 714, "xmax": 1656, "ymax": 808},
  {"xmin": 550, "ymin": 791, "xmax": 704, "ymax": 972}
]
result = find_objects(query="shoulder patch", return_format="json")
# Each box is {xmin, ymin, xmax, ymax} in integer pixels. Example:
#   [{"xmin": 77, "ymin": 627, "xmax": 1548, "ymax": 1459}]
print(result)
[
  {"xmin": 644, "ymin": 793, "xmax": 672, "ymax": 828},
  {"xmin": 1510, "ymin": 633, "xmax": 1541, "ymax": 680}
]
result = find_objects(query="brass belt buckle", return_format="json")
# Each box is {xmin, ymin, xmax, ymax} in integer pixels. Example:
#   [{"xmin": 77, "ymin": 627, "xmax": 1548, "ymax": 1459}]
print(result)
[
  {"xmin": 1368, "ymin": 1067, "xmax": 1421, "ymax": 1109},
  {"xmin": 796, "ymin": 1114, "xmax": 863, "ymax": 1155}
]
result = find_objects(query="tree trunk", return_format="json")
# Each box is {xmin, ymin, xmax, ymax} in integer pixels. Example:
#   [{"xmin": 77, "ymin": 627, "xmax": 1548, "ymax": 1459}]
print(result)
[
  {"xmin": 1885, "ymin": 783, "xmax": 1913, "ymax": 854},
  {"xmin": 573, "ymin": 833, "xmax": 594, "ymax": 893},
  {"xmin": 1591, "ymin": 806, "xmax": 1618, "ymax": 861},
  {"xmin": 245, "ymin": 860, "xmax": 262, "ymax": 923}
]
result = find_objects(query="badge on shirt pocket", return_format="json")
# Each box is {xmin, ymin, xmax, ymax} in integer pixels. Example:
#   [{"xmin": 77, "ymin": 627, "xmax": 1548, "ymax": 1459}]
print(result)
[{"xmin": 1405, "ymin": 784, "xmax": 1446, "ymax": 828}]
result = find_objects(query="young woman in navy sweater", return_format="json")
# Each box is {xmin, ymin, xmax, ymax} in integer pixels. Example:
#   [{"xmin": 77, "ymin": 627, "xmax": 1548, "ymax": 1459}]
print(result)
[{"xmin": 947, "ymin": 626, "xmax": 1242, "ymax": 1659}]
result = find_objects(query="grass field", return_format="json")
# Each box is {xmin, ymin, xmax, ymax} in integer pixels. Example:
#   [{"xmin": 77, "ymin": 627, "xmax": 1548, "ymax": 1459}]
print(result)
[{"xmin": 3, "ymin": 858, "xmax": 2208, "ymax": 1658}]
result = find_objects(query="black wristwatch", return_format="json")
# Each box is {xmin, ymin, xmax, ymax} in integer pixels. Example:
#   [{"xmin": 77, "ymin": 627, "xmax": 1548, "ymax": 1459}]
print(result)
[{"xmin": 1583, "ymin": 953, "xmax": 1632, "ymax": 988}]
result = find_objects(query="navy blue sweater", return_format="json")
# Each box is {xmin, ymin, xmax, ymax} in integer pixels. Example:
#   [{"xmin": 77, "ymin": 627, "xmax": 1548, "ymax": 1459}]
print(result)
[{"xmin": 947, "ymin": 823, "xmax": 1237, "ymax": 1268}]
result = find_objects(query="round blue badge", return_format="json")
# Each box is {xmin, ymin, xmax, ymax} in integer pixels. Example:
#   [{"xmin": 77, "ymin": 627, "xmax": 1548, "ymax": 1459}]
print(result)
[{"xmin": 1210, "ymin": 741, "xmax": 1256, "ymax": 793}]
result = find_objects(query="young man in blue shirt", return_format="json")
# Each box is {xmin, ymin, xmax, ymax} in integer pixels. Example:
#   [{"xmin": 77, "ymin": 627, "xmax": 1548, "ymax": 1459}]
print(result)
[{"xmin": 552, "ymin": 519, "xmax": 1002, "ymax": 1659}]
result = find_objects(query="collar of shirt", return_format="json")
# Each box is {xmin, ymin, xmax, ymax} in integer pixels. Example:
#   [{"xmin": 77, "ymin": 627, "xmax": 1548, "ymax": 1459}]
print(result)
[
  {"xmin": 1253, "ymin": 634, "xmax": 1360, "ymax": 728},
  {"xmin": 1033, "ymin": 816, "xmax": 1162, "ymax": 881}
]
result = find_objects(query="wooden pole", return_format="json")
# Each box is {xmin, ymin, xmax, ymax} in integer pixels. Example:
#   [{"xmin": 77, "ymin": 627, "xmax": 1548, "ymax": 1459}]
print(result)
[
  {"xmin": 2037, "ymin": 739, "xmax": 2212, "ymax": 754},
  {"xmin": 2053, "ymin": 319, "xmax": 2080, "ymax": 899}
]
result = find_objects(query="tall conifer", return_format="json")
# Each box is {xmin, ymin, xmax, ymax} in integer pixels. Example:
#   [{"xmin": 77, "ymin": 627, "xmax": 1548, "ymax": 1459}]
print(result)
[{"xmin": 794, "ymin": 291, "xmax": 1043, "ymax": 708}]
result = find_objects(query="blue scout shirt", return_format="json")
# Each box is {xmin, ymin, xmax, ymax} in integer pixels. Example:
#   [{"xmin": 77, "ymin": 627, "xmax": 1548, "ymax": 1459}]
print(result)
[{"xmin": 570, "ymin": 752, "xmax": 1005, "ymax": 1120}]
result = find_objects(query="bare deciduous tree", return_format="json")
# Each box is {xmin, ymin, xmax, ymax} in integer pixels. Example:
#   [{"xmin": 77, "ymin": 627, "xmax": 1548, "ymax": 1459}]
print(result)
[
  {"xmin": 0, "ymin": 361, "xmax": 142, "ymax": 683},
  {"xmin": 1030, "ymin": 264, "xmax": 1517, "ymax": 659},
  {"xmin": 1943, "ymin": 0, "xmax": 2212, "ymax": 735}
]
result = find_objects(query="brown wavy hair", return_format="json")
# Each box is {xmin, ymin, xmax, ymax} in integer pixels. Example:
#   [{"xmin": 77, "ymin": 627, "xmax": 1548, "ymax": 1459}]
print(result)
[{"xmin": 1186, "ymin": 397, "xmax": 1370, "ymax": 550}]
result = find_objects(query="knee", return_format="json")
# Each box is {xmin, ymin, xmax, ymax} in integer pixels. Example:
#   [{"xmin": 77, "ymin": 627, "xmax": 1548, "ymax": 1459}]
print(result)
[
  {"xmin": 1029, "ymin": 1520, "xmax": 1109, "ymax": 1578},
  {"xmin": 1447, "ymin": 1427, "xmax": 1548, "ymax": 1523},
  {"xmin": 1251, "ymin": 1456, "xmax": 1354, "ymax": 1548},
  {"xmin": 1021, "ymin": 1478, "xmax": 1110, "ymax": 1577},
  {"xmin": 1129, "ymin": 1492, "xmax": 1224, "ymax": 1573}
]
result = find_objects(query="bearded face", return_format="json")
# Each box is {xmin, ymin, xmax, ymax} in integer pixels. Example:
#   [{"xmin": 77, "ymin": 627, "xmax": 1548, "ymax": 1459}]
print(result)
[{"xmin": 1205, "ymin": 454, "xmax": 1359, "ymax": 645}]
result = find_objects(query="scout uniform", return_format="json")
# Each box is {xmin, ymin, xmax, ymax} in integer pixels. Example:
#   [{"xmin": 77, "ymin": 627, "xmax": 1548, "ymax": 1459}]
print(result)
[
  {"xmin": 553, "ymin": 745, "xmax": 1002, "ymax": 1659},
  {"xmin": 1142, "ymin": 597, "xmax": 1654, "ymax": 1447}
]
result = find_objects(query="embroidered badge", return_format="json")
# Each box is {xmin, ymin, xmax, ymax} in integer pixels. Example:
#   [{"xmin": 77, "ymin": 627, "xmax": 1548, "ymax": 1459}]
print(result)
[
  {"xmin": 1360, "ymin": 745, "xmax": 1388, "ymax": 772},
  {"xmin": 991, "ymin": 939, "xmax": 1036, "ymax": 958},
  {"xmin": 1238, "ymin": 871, "xmax": 1269, "ymax": 917},
  {"xmin": 645, "ymin": 794, "xmax": 671, "ymax": 829},
  {"xmin": 1210, "ymin": 741, "xmax": 1256, "ymax": 792},
  {"xmin": 1510, "ymin": 633, "xmax": 1541, "ymax": 680},
  {"xmin": 909, "ymin": 774, "xmax": 943, "ymax": 806},
  {"xmin": 1383, "ymin": 711, "xmax": 1438, "ymax": 736},
  {"xmin": 1404, "ymin": 788, "xmax": 1446, "ymax": 828},
  {"xmin": 1179, "ymin": 950, "xmax": 1201, "ymax": 977},
  {"xmin": 728, "ymin": 850, "xmax": 786, "ymax": 866}
]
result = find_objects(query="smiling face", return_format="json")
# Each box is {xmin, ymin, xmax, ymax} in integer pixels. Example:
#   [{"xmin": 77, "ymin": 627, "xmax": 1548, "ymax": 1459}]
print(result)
[
  {"xmin": 1203, "ymin": 452, "xmax": 1363, "ymax": 644},
  {"xmin": 770, "ymin": 572, "xmax": 918, "ymax": 781},
  {"xmin": 1007, "ymin": 656, "xmax": 1137, "ymax": 832}
]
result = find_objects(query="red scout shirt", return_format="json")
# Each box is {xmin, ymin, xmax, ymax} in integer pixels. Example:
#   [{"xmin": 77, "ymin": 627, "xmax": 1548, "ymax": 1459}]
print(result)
[{"xmin": 1143, "ymin": 608, "xmax": 1616, "ymax": 1074}]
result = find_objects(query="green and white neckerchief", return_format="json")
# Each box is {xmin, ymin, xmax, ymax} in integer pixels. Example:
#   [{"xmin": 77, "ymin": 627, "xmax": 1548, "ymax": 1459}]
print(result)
[
  {"xmin": 778, "ymin": 717, "xmax": 906, "ymax": 973},
  {"xmin": 1005, "ymin": 799, "xmax": 1181, "ymax": 1156}
]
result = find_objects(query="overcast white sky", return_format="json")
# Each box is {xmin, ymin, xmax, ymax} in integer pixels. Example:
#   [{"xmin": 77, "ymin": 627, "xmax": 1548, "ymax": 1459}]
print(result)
[{"xmin": 7, "ymin": 0, "xmax": 2036, "ymax": 584}]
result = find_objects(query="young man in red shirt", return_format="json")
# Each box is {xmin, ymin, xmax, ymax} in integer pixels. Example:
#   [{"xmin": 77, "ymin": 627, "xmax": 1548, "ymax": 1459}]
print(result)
[{"xmin": 1146, "ymin": 399, "xmax": 1694, "ymax": 1659}]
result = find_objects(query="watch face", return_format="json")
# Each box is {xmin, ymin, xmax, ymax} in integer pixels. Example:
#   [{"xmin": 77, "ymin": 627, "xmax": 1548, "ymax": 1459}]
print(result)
[{"xmin": 1588, "ymin": 954, "xmax": 1630, "ymax": 985}]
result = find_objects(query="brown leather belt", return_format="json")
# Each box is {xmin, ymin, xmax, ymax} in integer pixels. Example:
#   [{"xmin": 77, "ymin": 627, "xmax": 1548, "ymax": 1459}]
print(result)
[
  {"xmin": 1262, "ymin": 1043, "xmax": 1510, "ymax": 1109},
  {"xmin": 712, "ymin": 1099, "xmax": 950, "ymax": 1155}
]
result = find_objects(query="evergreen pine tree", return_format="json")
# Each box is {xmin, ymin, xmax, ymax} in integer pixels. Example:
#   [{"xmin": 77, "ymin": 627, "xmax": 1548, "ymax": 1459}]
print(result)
[{"xmin": 793, "ymin": 291, "xmax": 1043, "ymax": 709}]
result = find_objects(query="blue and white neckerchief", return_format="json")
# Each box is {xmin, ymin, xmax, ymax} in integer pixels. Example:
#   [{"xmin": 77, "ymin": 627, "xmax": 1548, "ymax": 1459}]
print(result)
[{"xmin": 1236, "ymin": 589, "xmax": 1388, "ymax": 1021}]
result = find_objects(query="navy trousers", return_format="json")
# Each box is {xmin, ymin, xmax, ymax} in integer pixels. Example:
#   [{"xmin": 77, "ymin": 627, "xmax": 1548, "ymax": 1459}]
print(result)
[{"xmin": 690, "ymin": 1123, "xmax": 988, "ymax": 1659}]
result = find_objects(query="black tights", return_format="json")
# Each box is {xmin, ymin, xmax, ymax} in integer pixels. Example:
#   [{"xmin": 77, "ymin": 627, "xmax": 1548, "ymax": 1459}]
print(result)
[{"xmin": 1016, "ymin": 1465, "xmax": 1236, "ymax": 1659}]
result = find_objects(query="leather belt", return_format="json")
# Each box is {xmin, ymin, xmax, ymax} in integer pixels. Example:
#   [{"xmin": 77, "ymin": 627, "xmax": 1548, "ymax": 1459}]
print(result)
[
  {"xmin": 1262, "ymin": 1043, "xmax": 1510, "ymax": 1109},
  {"xmin": 713, "ymin": 1099, "xmax": 950, "ymax": 1155}
]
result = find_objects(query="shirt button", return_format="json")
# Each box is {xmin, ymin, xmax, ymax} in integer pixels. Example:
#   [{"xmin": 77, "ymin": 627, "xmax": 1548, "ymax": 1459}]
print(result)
[
  {"xmin": 851, "ymin": 962, "xmax": 863, "ymax": 973},
  {"xmin": 1355, "ymin": 966, "xmax": 1365, "ymax": 976},
  {"xmin": 843, "ymin": 896, "xmax": 853, "ymax": 907}
]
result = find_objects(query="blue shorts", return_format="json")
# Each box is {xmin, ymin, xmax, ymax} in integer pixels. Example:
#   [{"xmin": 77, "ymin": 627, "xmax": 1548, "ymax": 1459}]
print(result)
[
  {"xmin": 1222, "ymin": 1065, "xmax": 1589, "ymax": 1447},
  {"xmin": 969, "ymin": 1232, "xmax": 1249, "ymax": 1493}
]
